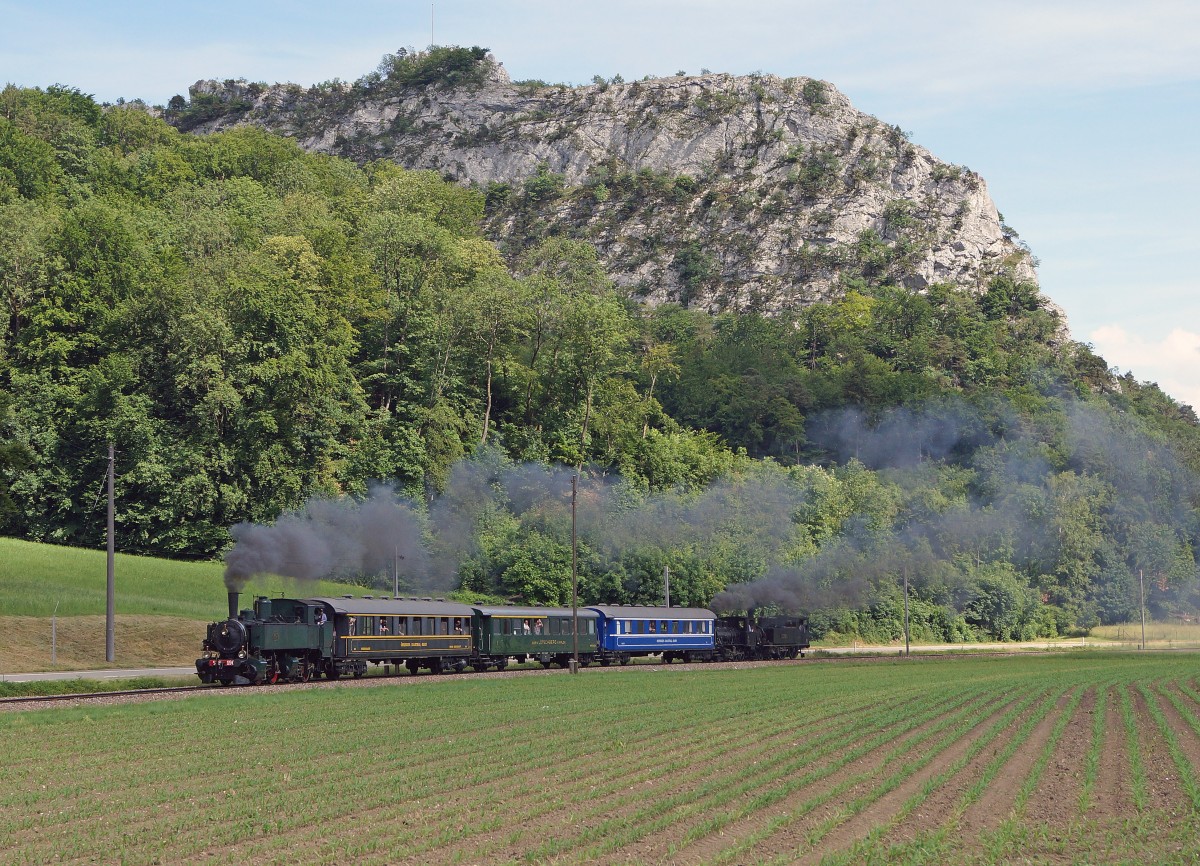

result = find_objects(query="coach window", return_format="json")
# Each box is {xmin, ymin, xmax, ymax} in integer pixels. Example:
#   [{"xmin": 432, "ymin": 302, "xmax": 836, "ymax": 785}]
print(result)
[
  {"xmin": 439, "ymin": 617, "xmax": 449, "ymax": 635},
  {"xmin": 397, "ymin": 618, "xmax": 407, "ymax": 635},
  {"xmin": 412, "ymin": 617, "xmax": 423, "ymax": 635},
  {"xmin": 548, "ymin": 618, "xmax": 560, "ymax": 635}
]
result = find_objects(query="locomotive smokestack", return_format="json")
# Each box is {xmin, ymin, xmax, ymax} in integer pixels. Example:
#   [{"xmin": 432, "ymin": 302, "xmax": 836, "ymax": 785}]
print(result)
[{"xmin": 228, "ymin": 591, "xmax": 239, "ymax": 619}]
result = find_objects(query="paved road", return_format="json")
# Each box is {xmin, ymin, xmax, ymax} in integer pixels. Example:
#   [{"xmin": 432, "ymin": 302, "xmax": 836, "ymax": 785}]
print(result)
[{"xmin": 1, "ymin": 666, "xmax": 196, "ymax": 683}]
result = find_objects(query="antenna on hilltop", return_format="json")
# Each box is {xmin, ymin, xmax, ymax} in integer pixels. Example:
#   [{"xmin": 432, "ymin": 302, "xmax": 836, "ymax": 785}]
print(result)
[{"xmin": 431, "ymin": 1, "xmax": 435, "ymax": 47}]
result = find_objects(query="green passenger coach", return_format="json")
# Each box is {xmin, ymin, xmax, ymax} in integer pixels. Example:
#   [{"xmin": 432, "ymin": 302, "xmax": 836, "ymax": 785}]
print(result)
[
  {"xmin": 312, "ymin": 596, "xmax": 475, "ymax": 677},
  {"xmin": 470, "ymin": 605, "xmax": 600, "ymax": 670}
]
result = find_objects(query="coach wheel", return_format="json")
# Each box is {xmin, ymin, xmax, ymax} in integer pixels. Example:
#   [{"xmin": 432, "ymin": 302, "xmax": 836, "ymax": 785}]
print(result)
[
  {"xmin": 300, "ymin": 663, "xmax": 311, "ymax": 683},
  {"xmin": 429, "ymin": 658, "xmax": 444, "ymax": 675},
  {"xmin": 600, "ymin": 657, "xmax": 611, "ymax": 667},
  {"xmin": 353, "ymin": 664, "xmax": 365, "ymax": 679},
  {"xmin": 619, "ymin": 654, "xmax": 630, "ymax": 666},
  {"xmin": 325, "ymin": 662, "xmax": 340, "ymax": 680}
]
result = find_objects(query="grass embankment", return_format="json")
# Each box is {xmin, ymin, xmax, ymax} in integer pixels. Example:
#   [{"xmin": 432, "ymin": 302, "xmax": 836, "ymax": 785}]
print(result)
[
  {"xmin": 0, "ymin": 538, "xmax": 357, "ymax": 672},
  {"xmin": 0, "ymin": 676, "xmax": 194, "ymax": 698},
  {"xmin": 1089, "ymin": 620, "xmax": 1200, "ymax": 646},
  {"xmin": 3, "ymin": 653, "xmax": 1199, "ymax": 864}
]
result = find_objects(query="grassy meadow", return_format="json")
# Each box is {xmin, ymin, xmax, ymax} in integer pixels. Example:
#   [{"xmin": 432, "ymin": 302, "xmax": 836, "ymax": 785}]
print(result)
[
  {"xmin": 0, "ymin": 538, "xmax": 358, "ymax": 672},
  {"xmin": 3, "ymin": 653, "xmax": 1199, "ymax": 864}
]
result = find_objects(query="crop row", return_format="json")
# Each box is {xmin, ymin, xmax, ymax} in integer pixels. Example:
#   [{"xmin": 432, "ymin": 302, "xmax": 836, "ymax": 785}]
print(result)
[{"xmin": 2, "ymin": 653, "xmax": 1198, "ymax": 864}]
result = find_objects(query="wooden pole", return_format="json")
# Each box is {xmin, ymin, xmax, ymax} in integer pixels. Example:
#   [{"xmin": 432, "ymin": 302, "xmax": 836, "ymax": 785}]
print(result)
[
  {"xmin": 106, "ymin": 443, "xmax": 115, "ymax": 663},
  {"xmin": 1140, "ymin": 568, "xmax": 1146, "ymax": 650},
  {"xmin": 570, "ymin": 474, "xmax": 579, "ymax": 674}
]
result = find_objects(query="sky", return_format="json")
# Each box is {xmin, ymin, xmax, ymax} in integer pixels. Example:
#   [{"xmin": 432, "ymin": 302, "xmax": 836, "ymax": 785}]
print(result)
[{"xmin": 3, "ymin": 0, "xmax": 1198, "ymax": 409}]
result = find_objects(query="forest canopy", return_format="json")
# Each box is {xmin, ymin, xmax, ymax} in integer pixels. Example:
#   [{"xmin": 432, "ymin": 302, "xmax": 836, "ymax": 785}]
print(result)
[{"xmin": 1, "ymin": 84, "xmax": 1198, "ymax": 640}]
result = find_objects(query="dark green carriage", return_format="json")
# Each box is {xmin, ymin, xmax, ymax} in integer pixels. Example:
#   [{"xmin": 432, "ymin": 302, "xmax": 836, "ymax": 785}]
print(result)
[
  {"xmin": 314, "ymin": 596, "xmax": 475, "ymax": 677},
  {"xmin": 469, "ymin": 605, "xmax": 599, "ymax": 670}
]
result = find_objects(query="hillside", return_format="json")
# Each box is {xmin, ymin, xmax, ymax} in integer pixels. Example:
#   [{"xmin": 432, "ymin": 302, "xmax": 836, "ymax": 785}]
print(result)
[
  {"xmin": 170, "ymin": 47, "xmax": 1039, "ymax": 313},
  {"xmin": 1, "ymin": 65, "xmax": 1198, "ymax": 641}
]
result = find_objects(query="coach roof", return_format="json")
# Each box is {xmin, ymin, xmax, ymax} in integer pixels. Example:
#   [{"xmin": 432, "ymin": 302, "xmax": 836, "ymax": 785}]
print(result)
[
  {"xmin": 588, "ymin": 606, "xmax": 715, "ymax": 620},
  {"xmin": 470, "ymin": 605, "xmax": 598, "ymax": 618},
  {"xmin": 308, "ymin": 597, "xmax": 475, "ymax": 617}
]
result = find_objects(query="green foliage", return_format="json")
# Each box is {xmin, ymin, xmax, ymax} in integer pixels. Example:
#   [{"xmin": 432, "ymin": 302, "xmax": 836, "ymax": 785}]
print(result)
[
  {"xmin": 0, "ymin": 84, "xmax": 1196, "ymax": 638},
  {"xmin": 370, "ymin": 46, "xmax": 493, "ymax": 91},
  {"xmin": 671, "ymin": 242, "xmax": 717, "ymax": 306},
  {"xmin": 522, "ymin": 163, "xmax": 566, "ymax": 203},
  {"xmin": 801, "ymin": 79, "xmax": 829, "ymax": 108},
  {"xmin": 790, "ymin": 147, "xmax": 842, "ymax": 197}
]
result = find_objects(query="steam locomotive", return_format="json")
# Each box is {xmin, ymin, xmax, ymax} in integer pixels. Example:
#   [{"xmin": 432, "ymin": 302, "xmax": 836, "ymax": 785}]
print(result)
[{"xmin": 197, "ymin": 590, "xmax": 809, "ymax": 686}]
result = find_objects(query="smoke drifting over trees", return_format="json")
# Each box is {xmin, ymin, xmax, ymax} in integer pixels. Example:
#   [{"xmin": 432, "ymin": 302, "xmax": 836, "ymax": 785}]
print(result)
[
  {"xmin": 223, "ymin": 396, "xmax": 1199, "ymax": 640},
  {"xmin": 223, "ymin": 487, "xmax": 429, "ymax": 592}
]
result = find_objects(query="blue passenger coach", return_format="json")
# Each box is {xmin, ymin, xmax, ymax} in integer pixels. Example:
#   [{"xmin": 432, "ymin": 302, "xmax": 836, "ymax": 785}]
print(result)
[{"xmin": 588, "ymin": 605, "xmax": 716, "ymax": 665}]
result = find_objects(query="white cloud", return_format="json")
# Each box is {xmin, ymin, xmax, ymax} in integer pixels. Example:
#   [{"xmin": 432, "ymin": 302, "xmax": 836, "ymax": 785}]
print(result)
[{"xmin": 1090, "ymin": 325, "xmax": 1200, "ymax": 410}]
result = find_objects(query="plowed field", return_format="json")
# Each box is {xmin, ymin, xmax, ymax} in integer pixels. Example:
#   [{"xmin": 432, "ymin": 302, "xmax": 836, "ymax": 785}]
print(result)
[{"xmin": 2, "ymin": 653, "xmax": 1198, "ymax": 864}]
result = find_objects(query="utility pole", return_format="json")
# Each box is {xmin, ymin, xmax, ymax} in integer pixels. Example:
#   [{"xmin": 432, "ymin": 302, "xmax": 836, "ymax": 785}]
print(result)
[
  {"xmin": 570, "ymin": 474, "xmax": 579, "ymax": 674},
  {"xmin": 431, "ymin": 1, "xmax": 435, "ymax": 47},
  {"xmin": 393, "ymin": 547, "xmax": 400, "ymax": 598},
  {"xmin": 106, "ymin": 443, "xmax": 115, "ymax": 663},
  {"xmin": 903, "ymin": 565, "xmax": 910, "ymax": 656},
  {"xmin": 664, "ymin": 565, "xmax": 670, "ymax": 608},
  {"xmin": 1139, "ymin": 568, "xmax": 1146, "ymax": 650},
  {"xmin": 52, "ymin": 601, "xmax": 59, "ymax": 666}
]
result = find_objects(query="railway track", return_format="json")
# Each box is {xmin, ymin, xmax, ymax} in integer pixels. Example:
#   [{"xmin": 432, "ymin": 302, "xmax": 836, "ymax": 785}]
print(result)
[{"xmin": 0, "ymin": 685, "xmax": 208, "ymax": 706}]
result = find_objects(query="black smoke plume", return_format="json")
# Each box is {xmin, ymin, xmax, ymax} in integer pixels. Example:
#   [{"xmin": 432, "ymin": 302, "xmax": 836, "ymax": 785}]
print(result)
[{"xmin": 223, "ymin": 486, "xmax": 429, "ymax": 592}]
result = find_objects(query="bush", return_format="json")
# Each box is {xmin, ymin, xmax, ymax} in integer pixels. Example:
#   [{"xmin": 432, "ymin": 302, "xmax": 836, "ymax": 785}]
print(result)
[{"xmin": 372, "ymin": 46, "xmax": 492, "ymax": 92}]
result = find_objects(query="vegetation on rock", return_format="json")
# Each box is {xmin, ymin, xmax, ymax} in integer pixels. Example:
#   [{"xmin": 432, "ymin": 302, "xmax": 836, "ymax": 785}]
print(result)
[{"xmin": 1, "ymin": 83, "xmax": 1197, "ymax": 638}]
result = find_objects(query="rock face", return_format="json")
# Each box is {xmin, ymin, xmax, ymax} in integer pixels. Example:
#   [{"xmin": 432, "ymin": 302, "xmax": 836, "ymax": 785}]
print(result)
[{"xmin": 178, "ymin": 55, "xmax": 1037, "ymax": 312}]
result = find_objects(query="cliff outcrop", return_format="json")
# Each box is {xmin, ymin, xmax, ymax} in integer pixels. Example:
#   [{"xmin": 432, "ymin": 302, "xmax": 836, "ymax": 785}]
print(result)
[{"xmin": 175, "ymin": 52, "xmax": 1038, "ymax": 312}]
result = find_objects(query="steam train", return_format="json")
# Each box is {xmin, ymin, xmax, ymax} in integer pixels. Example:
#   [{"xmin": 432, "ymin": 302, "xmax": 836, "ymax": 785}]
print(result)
[{"xmin": 196, "ymin": 590, "xmax": 809, "ymax": 686}]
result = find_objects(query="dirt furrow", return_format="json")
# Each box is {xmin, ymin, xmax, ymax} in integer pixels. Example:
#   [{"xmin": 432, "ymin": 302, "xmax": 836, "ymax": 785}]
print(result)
[
  {"xmin": 374, "ymin": 692, "xmax": 930, "ymax": 866},
  {"xmin": 861, "ymin": 690, "xmax": 1052, "ymax": 855},
  {"xmin": 722, "ymin": 693, "xmax": 1027, "ymax": 866},
  {"xmin": 1019, "ymin": 686, "xmax": 1094, "ymax": 828},
  {"xmin": 1131, "ymin": 685, "xmax": 1190, "ymax": 815},
  {"xmin": 1087, "ymin": 684, "xmax": 1135, "ymax": 822},
  {"xmin": 1149, "ymin": 682, "xmax": 1200, "ymax": 803},
  {"xmin": 955, "ymin": 690, "xmax": 1076, "ymax": 836},
  {"xmin": 610, "ymin": 692, "xmax": 1001, "ymax": 866}
]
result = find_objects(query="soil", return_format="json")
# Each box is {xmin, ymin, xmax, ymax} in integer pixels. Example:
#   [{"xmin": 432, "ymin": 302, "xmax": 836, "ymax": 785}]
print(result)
[{"xmin": 1021, "ymin": 687, "xmax": 1093, "ymax": 828}]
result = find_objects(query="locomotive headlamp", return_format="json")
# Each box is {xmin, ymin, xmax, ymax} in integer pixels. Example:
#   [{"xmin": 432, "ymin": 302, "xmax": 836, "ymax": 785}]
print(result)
[{"xmin": 238, "ymin": 649, "xmax": 247, "ymax": 659}]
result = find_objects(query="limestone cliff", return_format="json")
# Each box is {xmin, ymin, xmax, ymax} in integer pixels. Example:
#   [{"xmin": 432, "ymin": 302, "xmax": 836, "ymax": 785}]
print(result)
[{"xmin": 174, "ymin": 52, "xmax": 1038, "ymax": 313}]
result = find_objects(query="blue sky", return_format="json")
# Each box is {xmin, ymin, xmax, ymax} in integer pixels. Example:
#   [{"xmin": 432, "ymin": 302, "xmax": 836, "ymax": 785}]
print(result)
[{"xmin": 4, "ymin": 0, "xmax": 1198, "ymax": 408}]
